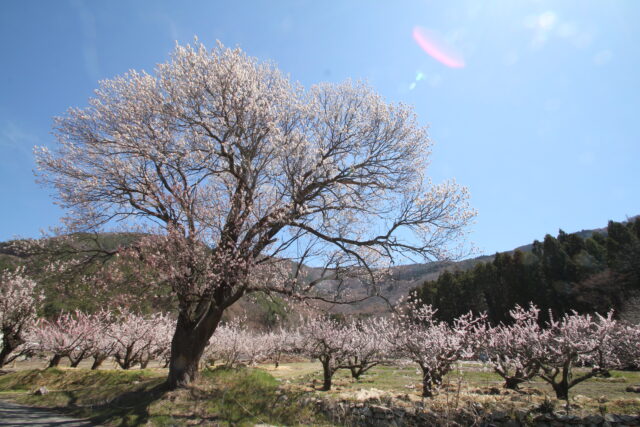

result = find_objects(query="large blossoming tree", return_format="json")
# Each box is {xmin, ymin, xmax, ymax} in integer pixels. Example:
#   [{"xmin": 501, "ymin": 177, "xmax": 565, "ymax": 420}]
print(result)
[{"xmin": 35, "ymin": 40, "xmax": 474, "ymax": 388}]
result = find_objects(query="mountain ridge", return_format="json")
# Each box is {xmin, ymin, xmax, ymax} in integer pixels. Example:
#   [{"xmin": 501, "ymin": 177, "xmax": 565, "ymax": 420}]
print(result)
[{"xmin": 1, "ymin": 216, "xmax": 637, "ymax": 322}]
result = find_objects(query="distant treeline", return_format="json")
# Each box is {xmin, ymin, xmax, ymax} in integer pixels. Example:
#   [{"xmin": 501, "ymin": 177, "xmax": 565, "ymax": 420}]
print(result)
[{"xmin": 412, "ymin": 218, "xmax": 640, "ymax": 324}]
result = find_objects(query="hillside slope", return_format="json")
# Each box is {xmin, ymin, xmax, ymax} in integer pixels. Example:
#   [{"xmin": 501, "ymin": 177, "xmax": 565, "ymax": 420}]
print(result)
[{"xmin": 1, "ymin": 216, "xmax": 637, "ymax": 323}]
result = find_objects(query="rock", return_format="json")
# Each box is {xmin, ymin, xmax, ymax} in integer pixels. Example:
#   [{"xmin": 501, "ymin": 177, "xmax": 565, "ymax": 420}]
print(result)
[
  {"xmin": 514, "ymin": 409, "xmax": 529, "ymax": 422},
  {"xmin": 618, "ymin": 414, "xmax": 639, "ymax": 425},
  {"xmin": 535, "ymin": 413, "xmax": 555, "ymax": 422},
  {"xmin": 583, "ymin": 415, "xmax": 604, "ymax": 424},
  {"xmin": 33, "ymin": 386, "xmax": 49, "ymax": 395},
  {"xmin": 556, "ymin": 414, "xmax": 581, "ymax": 424},
  {"xmin": 370, "ymin": 404, "xmax": 392, "ymax": 420},
  {"xmin": 625, "ymin": 385, "xmax": 640, "ymax": 393},
  {"xmin": 492, "ymin": 411, "xmax": 510, "ymax": 421},
  {"xmin": 605, "ymin": 414, "xmax": 620, "ymax": 423}
]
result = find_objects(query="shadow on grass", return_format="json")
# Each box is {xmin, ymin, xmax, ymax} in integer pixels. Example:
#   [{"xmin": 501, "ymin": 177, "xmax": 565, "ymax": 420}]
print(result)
[
  {"xmin": 176, "ymin": 366, "xmax": 320, "ymax": 426},
  {"xmin": 2, "ymin": 367, "xmax": 323, "ymax": 426},
  {"xmin": 80, "ymin": 381, "xmax": 168, "ymax": 426}
]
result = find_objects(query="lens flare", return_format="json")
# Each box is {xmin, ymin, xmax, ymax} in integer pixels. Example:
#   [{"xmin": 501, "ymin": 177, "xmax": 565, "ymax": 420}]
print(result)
[{"xmin": 412, "ymin": 26, "xmax": 465, "ymax": 69}]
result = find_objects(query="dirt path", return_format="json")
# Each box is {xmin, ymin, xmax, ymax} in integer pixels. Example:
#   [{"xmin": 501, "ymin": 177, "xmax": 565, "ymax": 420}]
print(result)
[{"xmin": 0, "ymin": 400, "xmax": 96, "ymax": 426}]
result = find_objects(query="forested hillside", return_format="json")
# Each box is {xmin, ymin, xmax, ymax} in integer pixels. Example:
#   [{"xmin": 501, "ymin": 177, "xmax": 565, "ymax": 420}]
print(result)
[
  {"xmin": 2, "ymin": 217, "xmax": 639, "ymax": 326},
  {"xmin": 412, "ymin": 218, "xmax": 640, "ymax": 324},
  {"xmin": 0, "ymin": 233, "xmax": 300, "ymax": 328}
]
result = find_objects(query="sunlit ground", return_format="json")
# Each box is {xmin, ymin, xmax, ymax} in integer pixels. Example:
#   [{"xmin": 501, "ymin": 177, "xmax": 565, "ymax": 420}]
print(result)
[
  {"xmin": 260, "ymin": 361, "xmax": 640, "ymax": 415},
  {"xmin": 2, "ymin": 358, "xmax": 639, "ymax": 421}
]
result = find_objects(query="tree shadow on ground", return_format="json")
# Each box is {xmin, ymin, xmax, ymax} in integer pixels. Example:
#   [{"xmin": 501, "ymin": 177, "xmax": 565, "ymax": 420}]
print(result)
[{"xmin": 80, "ymin": 381, "xmax": 167, "ymax": 426}]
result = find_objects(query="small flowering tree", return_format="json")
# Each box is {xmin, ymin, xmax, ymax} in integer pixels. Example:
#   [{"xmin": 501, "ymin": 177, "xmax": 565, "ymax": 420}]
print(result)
[
  {"xmin": 36, "ymin": 40, "xmax": 475, "ymax": 388},
  {"xmin": 30, "ymin": 311, "xmax": 95, "ymax": 368},
  {"xmin": 204, "ymin": 318, "xmax": 247, "ymax": 368},
  {"xmin": 483, "ymin": 304, "xmax": 543, "ymax": 390},
  {"xmin": 0, "ymin": 269, "xmax": 42, "ymax": 367},
  {"xmin": 148, "ymin": 313, "xmax": 175, "ymax": 369},
  {"xmin": 298, "ymin": 316, "xmax": 349, "ymax": 391},
  {"xmin": 537, "ymin": 310, "xmax": 620, "ymax": 400},
  {"xmin": 66, "ymin": 311, "xmax": 102, "ymax": 367},
  {"xmin": 263, "ymin": 327, "xmax": 297, "ymax": 369},
  {"xmin": 244, "ymin": 332, "xmax": 271, "ymax": 366},
  {"xmin": 342, "ymin": 317, "xmax": 391, "ymax": 380},
  {"xmin": 613, "ymin": 322, "xmax": 640, "ymax": 370},
  {"xmin": 109, "ymin": 310, "xmax": 166, "ymax": 370},
  {"xmin": 84, "ymin": 310, "xmax": 116, "ymax": 370},
  {"xmin": 136, "ymin": 312, "xmax": 174, "ymax": 369},
  {"xmin": 390, "ymin": 304, "xmax": 485, "ymax": 397}
]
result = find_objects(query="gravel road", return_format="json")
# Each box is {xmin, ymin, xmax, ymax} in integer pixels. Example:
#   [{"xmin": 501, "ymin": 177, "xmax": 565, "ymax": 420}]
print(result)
[{"xmin": 0, "ymin": 400, "xmax": 96, "ymax": 426}]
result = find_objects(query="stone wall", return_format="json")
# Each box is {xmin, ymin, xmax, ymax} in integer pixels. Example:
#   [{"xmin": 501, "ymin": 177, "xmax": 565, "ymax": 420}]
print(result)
[{"xmin": 304, "ymin": 398, "xmax": 640, "ymax": 426}]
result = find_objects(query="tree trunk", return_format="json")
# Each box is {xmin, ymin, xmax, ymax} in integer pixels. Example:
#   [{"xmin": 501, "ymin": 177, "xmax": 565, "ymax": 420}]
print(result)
[
  {"xmin": 504, "ymin": 377, "xmax": 525, "ymax": 390},
  {"xmin": 422, "ymin": 377, "xmax": 434, "ymax": 398},
  {"xmin": 49, "ymin": 354, "xmax": 63, "ymax": 368},
  {"xmin": 552, "ymin": 381, "xmax": 569, "ymax": 400},
  {"xmin": 140, "ymin": 358, "xmax": 149, "ymax": 369},
  {"xmin": 421, "ymin": 367, "xmax": 435, "ymax": 398},
  {"xmin": 115, "ymin": 355, "xmax": 126, "ymax": 369},
  {"xmin": 0, "ymin": 343, "xmax": 15, "ymax": 368},
  {"xmin": 0, "ymin": 334, "xmax": 22, "ymax": 368},
  {"xmin": 166, "ymin": 309, "xmax": 223, "ymax": 390},
  {"xmin": 350, "ymin": 366, "xmax": 363, "ymax": 380},
  {"xmin": 321, "ymin": 359, "xmax": 333, "ymax": 391},
  {"xmin": 91, "ymin": 355, "xmax": 107, "ymax": 370},
  {"xmin": 69, "ymin": 351, "xmax": 87, "ymax": 368}
]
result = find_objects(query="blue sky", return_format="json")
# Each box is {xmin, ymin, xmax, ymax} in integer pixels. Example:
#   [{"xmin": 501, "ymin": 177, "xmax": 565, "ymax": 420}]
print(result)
[{"xmin": 1, "ymin": 0, "xmax": 638, "ymax": 256}]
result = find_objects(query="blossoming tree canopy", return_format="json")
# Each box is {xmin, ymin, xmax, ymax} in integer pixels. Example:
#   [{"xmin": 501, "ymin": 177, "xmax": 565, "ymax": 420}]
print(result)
[
  {"xmin": 35, "ymin": 40, "xmax": 475, "ymax": 388},
  {"xmin": 0, "ymin": 269, "xmax": 42, "ymax": 367}
]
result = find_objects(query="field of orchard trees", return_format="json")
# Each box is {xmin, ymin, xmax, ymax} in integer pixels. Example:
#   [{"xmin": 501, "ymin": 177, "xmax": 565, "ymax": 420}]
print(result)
[{"xmin": 2, "ymin": 266, "xmax": 640, "ymax": 405}]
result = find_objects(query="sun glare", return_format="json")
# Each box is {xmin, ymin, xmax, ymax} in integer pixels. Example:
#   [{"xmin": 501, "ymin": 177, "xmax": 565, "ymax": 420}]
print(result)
[{"xmin": 412, "ymin": 26, "xmax": 465, "ymax": 69}]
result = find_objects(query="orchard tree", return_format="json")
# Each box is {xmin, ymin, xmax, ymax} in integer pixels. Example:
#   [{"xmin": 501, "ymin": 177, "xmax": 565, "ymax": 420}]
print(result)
[
  {"xmin": 537, "ymin": 310, "xmax": 620, "ymax": 400},
  {"xmin": 0, "ymin": 269, "xmax": 42, "ymax": 367},
  {"xmin": 390, "ymin": 304, "xmax": 485, "ymax": 397},
  {"xmin": 263, "ymin": 327, "xmax": 297, "ymax": 369},
  {"xmin": 244, "ymin": 331, "xmax": 271, "ymax": 366},
  {"xmin": 84, "ymin": 310, "xmax": 116, "ymax": 370},
  {"xmin": 35, "ymin": 40, "xmax": 474, "ymax": 388},
  {"xmin": 297, "ymin": 315, "xmax": 349, "ymax": 391},
  {"xmin": 30, "ymin": 311, "xmax": 95, "ymax": 368},
  {"xmin": 109, "ymin": 310, "xmax": 166, "ymax": 370},
  {"xmin": 613, "ymin": 322, "xmax": 640, "ymax": 370},
  {"xmin": 204, "ymin": 318, "xmax": 246, "ymax": 368},
  {"xmin": 342, "ymin": 317, "xmax": 391, "ymax": 380},
  {"xmin": 483, "ymin": 304, "xmax": 542, "ymax": 390}
]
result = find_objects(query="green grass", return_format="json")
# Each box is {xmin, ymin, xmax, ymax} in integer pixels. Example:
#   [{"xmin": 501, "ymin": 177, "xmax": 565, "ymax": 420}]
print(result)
[
  {"xmin": 148, "ymin": 367, "xmax": 321, "ymax": 426},
  {"xmin": 262, "ymin": 361, "xmax": 640, "ymax": 416},
  {"xmin": 0, "ymin": 368, "xmax": 166, "ymax": 425},
  {"xmin": 1, "ymin": 363, "xmax": 639, "ymax": 425},
  {"xmin": 0, "ymin": 366, "xmax": 326, "ymax": 426}
]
